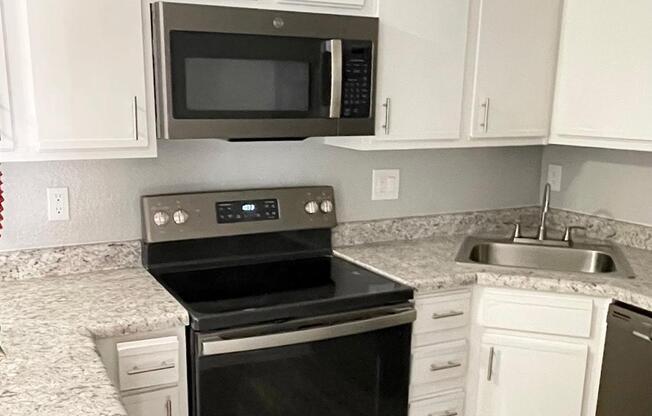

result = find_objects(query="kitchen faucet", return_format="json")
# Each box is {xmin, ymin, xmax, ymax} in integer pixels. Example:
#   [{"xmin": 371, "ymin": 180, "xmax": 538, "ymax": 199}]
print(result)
[
  {"xmin": 537, "ymin": 183, "xmax": 551, "ymax": 240},
  {"xmin": 509, "ymin": 182, "xmax": 586, "ymax": 246}
]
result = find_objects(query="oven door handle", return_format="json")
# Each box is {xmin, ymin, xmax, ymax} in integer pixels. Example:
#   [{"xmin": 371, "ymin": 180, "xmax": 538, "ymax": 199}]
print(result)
[
  {"xmin": 326, "ymin": 39, "xmax": 343, "ymax": 119},
  {"xmin": 199, "ymin": 308, "xmax": 415, "ymax": 356}
]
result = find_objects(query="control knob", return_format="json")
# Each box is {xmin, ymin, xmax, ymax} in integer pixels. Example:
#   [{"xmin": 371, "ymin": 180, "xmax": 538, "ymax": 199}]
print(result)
[
  {"xmin": 304, "ymin": 201, "xmax": 319, "ymax": 214},
  {"xmin": 320, "ymin": 200, "xmax": 334, "ymax": 213},
  {"xmin": 173, "ymin": 209, "xmax": 189, "ymax": 225},
  {"xmin": 153, "ymin": 211, "xmax": 170, "ymax": 227}
]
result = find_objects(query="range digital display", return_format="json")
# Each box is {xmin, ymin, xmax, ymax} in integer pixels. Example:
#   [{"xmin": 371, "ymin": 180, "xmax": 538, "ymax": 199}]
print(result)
[{"xmin": 216, "ymin": 199, "xmax": 279, "ymax": 224}]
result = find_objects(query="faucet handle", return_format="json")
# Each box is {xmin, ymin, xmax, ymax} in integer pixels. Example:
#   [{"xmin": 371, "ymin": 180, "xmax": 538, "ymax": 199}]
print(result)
[
  {"xmin": 505, "ymin": 222, "xmax": 522, "ymax": 239},
  {"xmin": 562, "ymin": 226, "xmax": 587, "ymax": 244}
]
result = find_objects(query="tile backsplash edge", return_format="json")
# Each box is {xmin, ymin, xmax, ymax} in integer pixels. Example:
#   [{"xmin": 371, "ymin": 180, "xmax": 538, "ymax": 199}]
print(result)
[{"xmin": 2, "ymin": 207, "xmax": 650, "ymax": 281}]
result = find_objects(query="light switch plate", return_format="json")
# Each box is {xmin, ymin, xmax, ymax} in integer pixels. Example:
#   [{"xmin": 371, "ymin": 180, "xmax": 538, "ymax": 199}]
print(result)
[
  {"xmin": 47, "ymin": 187, "xmax": 69, "ymax": 221},
  {"xmin": 547, "ymin": 164, "xmax": 563, "ymax": 192},
  {"xmin": 372, "ymin": 169, "xmax": 400, "ymax": 200}
]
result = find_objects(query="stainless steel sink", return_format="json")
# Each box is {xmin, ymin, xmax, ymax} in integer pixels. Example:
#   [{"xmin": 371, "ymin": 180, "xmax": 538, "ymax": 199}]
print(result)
[{"xmin": 455, "ymin": 236, "xmax": 636, "ymax": 278}]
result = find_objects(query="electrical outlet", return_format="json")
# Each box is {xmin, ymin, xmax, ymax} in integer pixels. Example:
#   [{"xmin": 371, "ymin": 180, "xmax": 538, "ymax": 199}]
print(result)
[
  {"xmin": 372, "ymin": 169, "xmax": 400, "ymax": 200},
  {"xmin": 547, "ymin": 164, "xmax": 563, "ymax": 192},
  {"xmin": 47, "ymin": 187, "xmax": 69, "ymax": 221}
]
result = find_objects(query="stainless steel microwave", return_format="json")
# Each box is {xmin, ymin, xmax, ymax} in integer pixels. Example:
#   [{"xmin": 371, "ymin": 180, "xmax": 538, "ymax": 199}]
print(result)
[{"xmin": 151, "ymin": 2, "xmax": 378, "ymax": 140}]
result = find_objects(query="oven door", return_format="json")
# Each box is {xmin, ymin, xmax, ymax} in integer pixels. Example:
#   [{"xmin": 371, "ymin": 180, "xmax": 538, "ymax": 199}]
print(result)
[
  {"xmin": 191, "ymin": 306, "xmax": 414, "ymax": 416},
  {"xmin": 152, "ymin": 3, "xmax": 377, "ymax": 140}
]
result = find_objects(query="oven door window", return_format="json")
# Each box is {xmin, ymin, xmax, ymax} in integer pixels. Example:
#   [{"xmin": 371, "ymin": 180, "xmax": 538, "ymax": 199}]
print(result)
[
  {"xmin": 192, "ymin": 324, "xmax": 411, "ymax": 416},
  {"xmin": 170, "ymin": 31, "xmax": 331, "ymax": 119}
]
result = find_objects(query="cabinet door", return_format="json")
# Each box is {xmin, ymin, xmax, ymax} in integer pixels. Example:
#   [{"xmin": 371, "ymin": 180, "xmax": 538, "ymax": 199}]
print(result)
[
  {"xmin": 552, "ymin": 0, "xmax": 652, "ymax": 145},
  {"xmin": 375, "ymin": 0, "xmax": 469, "ymax": 140},
  {"xmin": 23, "ymin": 0, "xmax": 149, "ymax": 151},
  {"xmin": 476, "ymin": 334, "xmax": 588, "ymax": 416},
  {"xmin": 122, "ymin": 387, "xmax": 179, "ymax": 416},
  {"xmin": 0, "ymin": 2, "xmax": 13, "ymax": 151},
  {"xmin": 470, "ymin": 0, "xmax": 562, "ymax": 139}
]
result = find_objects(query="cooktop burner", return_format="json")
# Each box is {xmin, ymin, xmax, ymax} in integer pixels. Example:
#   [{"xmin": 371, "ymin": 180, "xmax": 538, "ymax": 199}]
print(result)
[{"xmin": 153, "ymin": 255, "xmax": 411, "ymax": 330}]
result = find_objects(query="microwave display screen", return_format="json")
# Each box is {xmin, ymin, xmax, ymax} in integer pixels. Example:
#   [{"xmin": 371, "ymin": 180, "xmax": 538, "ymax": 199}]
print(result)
[{"xmin": 185, "ymin": 58, "xmax": 310, "ymax": 112}]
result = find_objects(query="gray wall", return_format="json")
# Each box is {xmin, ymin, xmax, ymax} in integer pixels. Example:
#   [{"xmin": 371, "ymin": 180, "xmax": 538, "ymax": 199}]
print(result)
[
  {"xmin": 1, "ymin": 141, "xmax": 543, "ymax": 250},
  {"xmin": 541, "ymin": 145, "xmax": 652, "ymax": 225}
]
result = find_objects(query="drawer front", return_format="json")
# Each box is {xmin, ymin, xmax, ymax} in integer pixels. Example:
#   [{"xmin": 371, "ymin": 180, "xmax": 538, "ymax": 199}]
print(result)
[
  {"xmin": 122, "ymin": 387, "xmax": 179, "ymax": 416},
  {"xmin": 409, "ymin": 390, "xmax": 465, "ymax": 416},
  {"xmin": 414, "ymin": 292, "xmax": 471, "ymax": 335},
  {"xmin": 411, "ymin": 340, "xmax": 467, "ymax": 386},
  {"xmin": 480, "ymin": 288, "xmax": 594, "ymax": 338},
  {"xmin": 117, "ymin": 336, "xmax": 179, "ymax": 392}
]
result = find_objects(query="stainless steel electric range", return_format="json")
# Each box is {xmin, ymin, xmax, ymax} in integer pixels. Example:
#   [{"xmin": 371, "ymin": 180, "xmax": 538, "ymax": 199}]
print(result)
[{"xmin": 141, "ymin": 186, "xmax": 415, "ymax": 416}]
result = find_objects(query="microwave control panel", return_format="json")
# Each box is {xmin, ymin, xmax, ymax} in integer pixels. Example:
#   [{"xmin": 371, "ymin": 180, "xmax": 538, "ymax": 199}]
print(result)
[{"xmin": 342, "ymin": 41, "xmax": 373, "ymax": 119}]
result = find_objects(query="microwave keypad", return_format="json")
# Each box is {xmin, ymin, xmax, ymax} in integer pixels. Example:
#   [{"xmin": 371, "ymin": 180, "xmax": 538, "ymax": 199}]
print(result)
[{"xmin": 342, "ymin": 42, "xmax": 373, "ymax": 119}]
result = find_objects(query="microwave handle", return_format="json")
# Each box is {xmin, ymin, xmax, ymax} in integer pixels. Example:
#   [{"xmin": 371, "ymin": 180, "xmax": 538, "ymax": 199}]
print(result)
[{"xmin": 326, "ymin": 39, "xmax": 343, "ymax": 119}]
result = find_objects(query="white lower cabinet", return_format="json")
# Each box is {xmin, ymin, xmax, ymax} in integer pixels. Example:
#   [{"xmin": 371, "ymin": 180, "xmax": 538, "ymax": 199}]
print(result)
[
  {"xmin": 475, "ymin": 334, "xmax": 588, "ymax": 416},
  {"xmin": 410, "ymin": 289, "xmax": 472, "ymax": 414},
  {"xmin": 410, "ymin": 389, "xmax": 465, "ymax": 416},
  {"xmin": 411, "ymin": 340, "xmax": 468, "ymax": 399},
  {"xmin": 123, "ymin": 387, "xmax": 180, "ymax": 416},
  {"xmin": 465, "ymin": 287, "xmax": 611, "ymax": 416},
  {"xmin": 95, "ymin": 327, "xmax": 188, "ymax": 416}
]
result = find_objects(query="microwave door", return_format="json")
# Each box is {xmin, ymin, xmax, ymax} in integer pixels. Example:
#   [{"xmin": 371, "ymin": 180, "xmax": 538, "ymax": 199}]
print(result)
[{"xmin": 155, "ymin": 31, "xmax": 339, "ymax": 139}]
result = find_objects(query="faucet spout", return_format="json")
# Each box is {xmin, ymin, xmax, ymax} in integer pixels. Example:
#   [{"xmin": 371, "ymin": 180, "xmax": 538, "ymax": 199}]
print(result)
[{"xmin": 537, "ymin": 183, "xmax": 551, "ymax": 240}]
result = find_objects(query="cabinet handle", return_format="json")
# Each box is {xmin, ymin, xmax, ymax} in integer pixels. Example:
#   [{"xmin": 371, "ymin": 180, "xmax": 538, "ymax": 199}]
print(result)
[
  {"xmin": 480, "ymin": 98, "xmax": 490, "ymax": 133},
  {"xmin": 486, "ymin": 346, "xmax": 495, "ymax": 381},
  {"xmin": 381, "ymin": 97, "xmax": 391, "ymax": 134},
  {"xmin": 428, "ymin": 411, "xmax": 458, "ymax": 416},
  {"xmin": 430, "ymin": 360, "xmax": 462, "ymax": 372},
  {"xmin": 431, "ymin": 310, "xmax": 464, "ymax": 320},
  {"xmin": 126, "ymin": 360, "xmax": 175, "ymax": 375},
  {"xmin": 133, "ymin": 96, "xmax": 140, "ymax": 141},
  {"xmin": 166, "ymin": 397, "xmax": 172, "ymax": 416}
]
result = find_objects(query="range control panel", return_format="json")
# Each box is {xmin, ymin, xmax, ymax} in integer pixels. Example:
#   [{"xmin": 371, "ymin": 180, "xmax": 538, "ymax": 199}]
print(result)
[
  {"xmin": 142, "ymin": 186, "xmax": 336, "ymax": 243},
  {"xmin": 216, "ymin": 199, "xmax": 279, "ymax": 223}
]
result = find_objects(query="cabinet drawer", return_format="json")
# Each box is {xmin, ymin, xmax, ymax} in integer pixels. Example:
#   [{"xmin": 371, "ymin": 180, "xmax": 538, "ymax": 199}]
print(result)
[
  {"xmin": 117, "ymin": 336, "xmax": 179, "ymax": 392},
  {"xmin": 414, "ymin": 291, "xmax": 471, "ymax": 335},
  {"xmin": 480, "ymin": 289, "xmax": 594, "ymax": 338},
  {"xmin": 411, "ymin": 340, "xmax": 467, "ymax": 387},
  {"xmin": 122, "ymin": 387, "xmax": 179, "ymax": 416},
  {"xmin": 409, "ymin": 390, "xmax": 465, "ymax": 416}
]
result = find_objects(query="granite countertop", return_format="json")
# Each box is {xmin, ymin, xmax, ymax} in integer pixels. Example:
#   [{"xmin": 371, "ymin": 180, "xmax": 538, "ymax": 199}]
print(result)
[
  {"xmin": 335, "ymin": 235, "xmax": 652, "ymax": 310},
  {"xmin": 0, "ymin": 268, "xmax": 188, "ymax": 416}
]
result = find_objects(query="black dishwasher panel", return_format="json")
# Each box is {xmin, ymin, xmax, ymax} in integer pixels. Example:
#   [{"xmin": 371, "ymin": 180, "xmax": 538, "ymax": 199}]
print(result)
[{"xmin": 596, "ymin": 302, "xmax": 652, "ymax": 416}]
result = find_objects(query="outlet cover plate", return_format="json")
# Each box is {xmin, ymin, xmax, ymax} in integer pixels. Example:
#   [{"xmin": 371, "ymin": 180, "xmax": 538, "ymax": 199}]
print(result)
[
  {"xmin": 47, "ymin": 187, "xmax": 70, "ymax": 221},
  {"xmin": 547, "ymin": 164, "xmax": 563, "ymax": 192},
  {"xmin": 372, "ymin": 169, "xmax": 400, "ymax": 200}
]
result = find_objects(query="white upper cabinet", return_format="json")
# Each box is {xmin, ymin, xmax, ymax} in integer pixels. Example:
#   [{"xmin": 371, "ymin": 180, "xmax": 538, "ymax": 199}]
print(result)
[
  {"xmin": 170, "ymin": 0, "xmax": 377, "ymax": 16},
  {"xmin": 1, "ymin": 0, "xmax": 156, "ymax": 161},
  {"xmin": 551, "ymin": 0, "xmax": 652, "ymax": 151},
  {"xmin": 374, "ymin": 0, "xmax": 470, "ymax": 140},
  {"xmin": 0, "ymin": 2, "xmax": 14, "ymax": 152},
  {"xmin": 469, "ymin": 0, "xmax": 562, "ymax": 139},
  {"xmin": 24, "ymin": 0, "xmax": 152, "ymax": 152},
  {"xmin": 476, "ymin": 334, "xmax": 588, "ymax": 416}
]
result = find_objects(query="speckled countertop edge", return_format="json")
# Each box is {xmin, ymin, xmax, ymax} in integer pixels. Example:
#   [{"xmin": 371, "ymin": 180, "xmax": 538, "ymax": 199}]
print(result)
[{"xmin": 0, "ymin": 268, "xmax": 189, "ymax": 416}]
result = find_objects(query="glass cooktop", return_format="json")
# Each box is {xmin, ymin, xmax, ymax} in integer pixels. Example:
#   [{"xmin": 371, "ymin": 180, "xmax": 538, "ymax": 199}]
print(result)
[{"xmin": 153, "ymin": 256, "xmax": 413, "ymax": 331}]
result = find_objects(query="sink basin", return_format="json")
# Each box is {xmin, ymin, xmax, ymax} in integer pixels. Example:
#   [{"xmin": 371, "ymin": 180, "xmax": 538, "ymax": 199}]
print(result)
[{"xmin": 455, "ymin": 236, "xmax": 635, "ymax": 278}]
